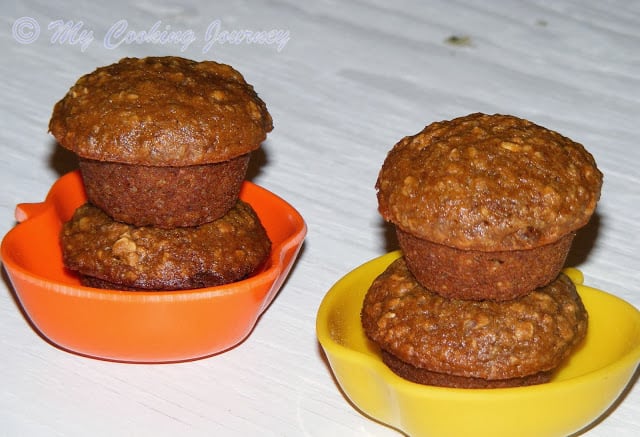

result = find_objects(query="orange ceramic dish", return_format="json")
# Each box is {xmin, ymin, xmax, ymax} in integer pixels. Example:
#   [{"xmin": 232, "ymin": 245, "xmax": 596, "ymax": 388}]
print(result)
[{"xmin": 1, "ymin": 170, "xmax": 306, "ymax": 363}]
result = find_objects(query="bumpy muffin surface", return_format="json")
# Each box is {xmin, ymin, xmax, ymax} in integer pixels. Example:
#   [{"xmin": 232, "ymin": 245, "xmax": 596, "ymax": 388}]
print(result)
[
  {"xmin": 49, "ymin": 56, "xmax": 273, "ymax": 166},
  {"xmin": 361, "ymin": 258, "xmax": 588, "ymax": 381},
  {"xmin": 376, "ymin": 113, "xmax": 602, "ymax": 250},
  {"xmin": 61, "ymin": 202, "xmax": 271, "ymax": 290}
]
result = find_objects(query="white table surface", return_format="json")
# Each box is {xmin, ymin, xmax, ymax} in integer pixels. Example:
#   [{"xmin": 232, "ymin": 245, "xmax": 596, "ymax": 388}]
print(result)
[{"xmin": 1, "ymin": 1, "xmax": 639, "ymax": 436}]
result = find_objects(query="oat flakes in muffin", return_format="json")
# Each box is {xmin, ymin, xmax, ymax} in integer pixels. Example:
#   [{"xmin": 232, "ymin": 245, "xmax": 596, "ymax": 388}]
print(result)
[
  {"xmin": 50, "ymin": 56, "xmax": 273, "ymax": 228},
  {"xmin": 360, "ymin": 257, "xmax": 588, "ymax": 388},
  {"xmin": 376, "ymin": 113, "xmax": 602, "ymax": 300},
  {"xmin": 61, "ymin": 201, "xmax": 271, "ymax": 290}
]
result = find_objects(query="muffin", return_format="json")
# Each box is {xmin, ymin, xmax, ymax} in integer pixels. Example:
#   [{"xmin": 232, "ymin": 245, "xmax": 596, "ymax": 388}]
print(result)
[
  {"xmin": 376, "ymin": 113, "xmax": 602, "ymax": 300},
  {"xmin": 61, "ymin": 202, "xmax": 271, "ymax": 290},
  {"xmin": 50, "ymin": 56, "xmax": 273, "ymax": 228},
  {"xmin": 361, "ymin": 258, "xmax": 588, "ymax": 388}
]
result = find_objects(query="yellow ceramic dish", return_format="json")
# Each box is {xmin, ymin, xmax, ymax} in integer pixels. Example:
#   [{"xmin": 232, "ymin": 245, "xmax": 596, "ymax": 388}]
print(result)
[{"xmin": 316, "ymin": 251, "xmax": 640, "ymax": 437}]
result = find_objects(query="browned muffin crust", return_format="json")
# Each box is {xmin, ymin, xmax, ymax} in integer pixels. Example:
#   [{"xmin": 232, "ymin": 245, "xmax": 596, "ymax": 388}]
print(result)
[
  {"xmin": 361, "ymin": 258, "xmax": 588, "ymax": 381},
  {"xmin": 50, "ymin": 56, "xmax": 273, "ymax": 166},
  {"xmin": 381, "ymin": 350, "xmax": 553, "ymax": 388},
  {"xmin": 397, "ymin": 229, "xmax": 575, "ymax": 301},
  {"xmin": 376, "ymin": 113, "xmax": 602, "ymax": 251},
  {"xmin": 61, "ymin": 202, "xmax": 271, "ymax": 290},
  {"xmin": 79, "ymin": 154, "xmax": 249, "ymax": 228},
  {"xmin": 80, "ymin": 276, "xmax": 158, "ymax": 291}
]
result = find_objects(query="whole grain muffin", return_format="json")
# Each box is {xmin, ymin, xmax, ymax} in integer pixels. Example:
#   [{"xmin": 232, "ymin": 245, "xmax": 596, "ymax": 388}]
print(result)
[
  {"xmin": 61, "ymin": 202, "xmax": 271, "ymax": 290},
  {"xmin": 50, "ymin": 56, "xmax": 273, "ymax": 227},
  {"xmin": 78, "ymin": 155, "xmax": 249, "ymax": 229},
  {"xmin": 361, "ymin": 257, "xmax": 588, "ymax": 388},
  {"xmin": 376, "ymin": 113, "xmax": 602, "ymax": 300}
]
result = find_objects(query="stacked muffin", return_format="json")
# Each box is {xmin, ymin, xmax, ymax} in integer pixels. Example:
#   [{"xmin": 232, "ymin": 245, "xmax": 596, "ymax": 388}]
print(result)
[
  {"xmin": 50, "ymin": 57, "xmax": 273, "ymax": 291},
  {"xmin": 362, "ymin": 113, "xmax": 603, "ymax": 388}
]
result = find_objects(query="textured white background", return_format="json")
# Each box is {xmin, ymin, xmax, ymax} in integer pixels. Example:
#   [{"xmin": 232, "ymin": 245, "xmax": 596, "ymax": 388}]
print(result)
[{"xmin": 1, "ymin": 1, "xmax": 639, "ymax": 436}]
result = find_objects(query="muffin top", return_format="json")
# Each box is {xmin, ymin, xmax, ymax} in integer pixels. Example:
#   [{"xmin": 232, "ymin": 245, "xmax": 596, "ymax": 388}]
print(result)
[
  {"xmin": 49, "ymin": 56, "xmax": 273, "ymax": 166},
  {"xmin": 61, "ymin": 201, "xmax": 271, "ymax": 290},
  {"xmin": 376, "ymin": 113, "xmax": 602, "ymax": 250},
  {"xmin": 361, "ymin": 257, "xmax": 588, "ymax": 380}
]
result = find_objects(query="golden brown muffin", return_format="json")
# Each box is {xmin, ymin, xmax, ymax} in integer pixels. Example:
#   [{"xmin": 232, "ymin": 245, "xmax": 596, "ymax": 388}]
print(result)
[
  {"xmin": 361, "ymin": 258, "xmax": 588, "ymax": 388},
  {"xmin": 50, "ymin": 56, "xmax": 272, "ymax": 165},
  {"xmin": 61, "ymin": 202, "xmax": 271, "ymax": 290},
  {"xmin": 376, "ymin": 113, "xmax": 602, "ymax": 300},
  {"xmin": 78, "ymin": 155, "xmax": 248, "ymax": 229},
  {"xmin": 396, "ymin": 229, "xmax": 575, "ymax": 301},
  {"xmin": 50, "ymin": 56, "xmax": 273, "ymax": 227}
]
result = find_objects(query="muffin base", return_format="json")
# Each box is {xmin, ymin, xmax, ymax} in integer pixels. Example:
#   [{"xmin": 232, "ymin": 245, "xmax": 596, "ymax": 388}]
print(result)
[
  {"xmin": 397, "ymin": 229, "xmax": 575, "ymax": 301},
  {"xmin": 381, "ymin": 350, "xmax": 552, "ymax": 388},
  {"xmin": 79, "ymin": 154, "xmax": 249, "ymax": 228},
  {"xmin": 79, "ymin": 269, "xmax": 266, "ymax": 291}
]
